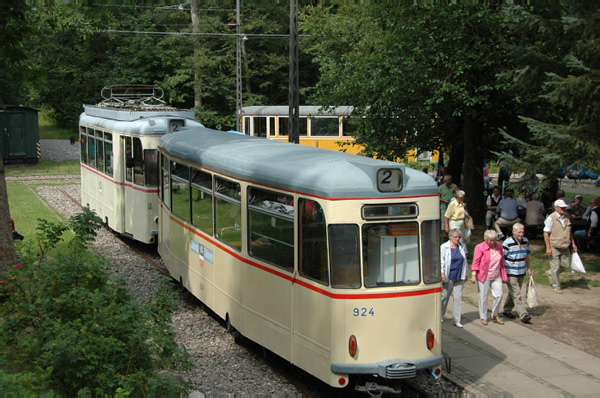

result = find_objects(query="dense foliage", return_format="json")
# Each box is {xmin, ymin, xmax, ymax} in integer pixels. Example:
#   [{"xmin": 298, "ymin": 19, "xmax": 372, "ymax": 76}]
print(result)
[
  {"xmin": 2, "ymin": 2, "xmax": 599, "ymax": 221},
  {"xmin": 301, "ymin": 4, "xmax": 515, "ymax": 220},
  {"xmin": 1, "ymin": 2, "xmax": 318, "ymax": 130},
  {"xmin": 498, "ymin": 7, "xmax": 600, "ymax": 190},
  {"xmin": 0, "ymin": 210, "xmax": 191, "ymax": 395}
]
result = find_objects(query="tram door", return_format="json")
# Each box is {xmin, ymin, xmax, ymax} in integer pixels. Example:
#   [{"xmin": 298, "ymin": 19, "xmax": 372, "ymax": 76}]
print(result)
[
  {"xmin": 293, "ymin": 198, "xmax": 332, "ymax": 375},
  {"xmin": 122, "ymin": 136, "xmax": 136, "ymax": 237}
]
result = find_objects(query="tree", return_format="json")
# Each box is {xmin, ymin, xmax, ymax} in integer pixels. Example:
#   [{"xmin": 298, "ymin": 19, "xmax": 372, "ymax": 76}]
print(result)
[
  {"xmin": 499, "ymin": 7, "xmax": 600, "ymax": 190},
  {"xmin": 0, "ymin": 155, "xmax": 16, "ymax": 272},
  {"xmin": 301, "ymin": 5, "xmax": 516, "ymax": 222}
]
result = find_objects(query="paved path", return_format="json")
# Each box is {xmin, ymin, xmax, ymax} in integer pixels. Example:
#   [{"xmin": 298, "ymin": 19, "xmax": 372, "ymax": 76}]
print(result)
[{"xmin": 442, "ymin": 301, "xmax": 600, "ymax": 397}]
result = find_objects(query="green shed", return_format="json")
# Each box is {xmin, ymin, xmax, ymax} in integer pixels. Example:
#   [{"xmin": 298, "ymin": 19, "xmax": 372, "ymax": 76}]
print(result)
[{"xmin": 0, "ymin": 105, "xmax": 40, "ymax": 163}]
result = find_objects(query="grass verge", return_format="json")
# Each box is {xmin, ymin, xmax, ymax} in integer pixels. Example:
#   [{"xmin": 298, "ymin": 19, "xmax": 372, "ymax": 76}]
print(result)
[
  {"xmin": 39, "ymin": 109, "xmax": 77, "ymax": 140},
  {"xmin": 5, "ymin": 160, "xmax": 80, "ymax": 176},
  {"xmin": 7, "ymin": 181, "xmax": 74, "ymax": 258}
]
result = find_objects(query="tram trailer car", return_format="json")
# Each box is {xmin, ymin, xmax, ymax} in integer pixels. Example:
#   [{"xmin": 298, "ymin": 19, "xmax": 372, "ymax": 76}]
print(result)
[
  {"xmin": 79, "ymin": 104, "xmax": 202, "ymax": 243},
  {"xmin": 157, "ymin": 127, "xmax": 443, "ymax": 394}
]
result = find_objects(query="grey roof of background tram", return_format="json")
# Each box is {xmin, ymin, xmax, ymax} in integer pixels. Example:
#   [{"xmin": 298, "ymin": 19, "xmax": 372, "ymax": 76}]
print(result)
[
  {"xmin": 83, "ymin": 104, "xmax": 195, "ymax": 122},
  {"xmin": 241, "ymin": 105, "xmax": 354, "ymax": 117},
  {"xmin": 159, "ymin": 126, "xmax": 437, "ymax": 199},
  {"xmin": 80, "ymin": 108, "xmax": 202, "ymax": 136}
]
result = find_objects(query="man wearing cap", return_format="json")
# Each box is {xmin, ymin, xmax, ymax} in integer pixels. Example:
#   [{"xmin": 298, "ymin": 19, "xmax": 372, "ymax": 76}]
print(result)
[{"xmin": 543, "ymin": 199, "xmax": 578, "ymax": 294}]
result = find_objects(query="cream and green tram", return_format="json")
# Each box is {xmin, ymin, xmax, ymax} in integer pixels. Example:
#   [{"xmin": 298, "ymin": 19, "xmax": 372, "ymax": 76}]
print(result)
[
  {"xmin": 79, "ymin": 104, "xmax": 201, "ymax": 243},
  {"xmin": 158, "ymin": 127, "xmax": 443, "ymax": 393}
]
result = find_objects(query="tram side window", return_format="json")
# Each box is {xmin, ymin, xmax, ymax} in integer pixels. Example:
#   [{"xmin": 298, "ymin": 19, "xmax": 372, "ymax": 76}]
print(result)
[
  {"xmin": 278, "ymin": 117, "xmax": 307, "ymax": 137},
  {"xmin": 145, "ymin": 150, "xmax": 158, "ymax": 187},
  {"xmin": 133, "ymin": 138, "xmax": 144, "ymax": 185},
  {"xmin": 170, "ymin": 162, "xmax": 190, "ymax": 223},
  {"xmin": 342, "ymin": 116, "xmax": 358, "ymax": 137},
  {"xmin": 254, "ymin": 116, "xmax": 267, "ymax": 138},
  {"xmin": 278, "ymin": 117, "xmax": 288, "ymax": 137},
  {"xmin": 243, "ymin": 116, "xmax": 251, "ymax": 135},
  {"xmin": 88, "ymin": 131, "xmax": 96, "ymax": 169},
  {"xmin": 421, "ymin": 220, "xmax": 441, "ymax": 283},
  {"xmin": 310, "ymin": 117, "xmax": 339, "ymax": 137},
  {"xmin": 299, "ymin": 117, "xmax": 308, "ymax": 136},
  {"xmin": 248, "ymin": 188, "xmax": 294, "ymax": 271},
  {"xmin": 215, "ymin": 177, "xmax": 241, "ymax": 251},
  {"xmin": 299, "ymin": 198, "xmax": 328, "ymax": 285},
  {"xmin": 191, "ymin": 168, "xmax": 213, "ymax": 235},
  {"xmin": 125, "ymin": 137, "xmax": 133, "ymax": 183},
  {"xmin": 329, "ymin": 224, "xmax": 361, "ymax": 288},
  {"xmin": 104, "ymin": 133, "xmax": 113, "ymax": 177},
  {"xmin": 268, "ymin": 117, "xmax": 276, "ymax": 137},
  {"xmin": 363, "ymin": 222, "xmax": 420, "ymax": 287},
  {"xmin": 96, "ymin": 131, "xmax": 104, "ymax": 173},
  {"xmin": 161, "ymin": 154, "xmax": 170, "ymax": 210},
  {"xmin": 80, "ymin": 129, "xmax": 88, "ymax": 164}
]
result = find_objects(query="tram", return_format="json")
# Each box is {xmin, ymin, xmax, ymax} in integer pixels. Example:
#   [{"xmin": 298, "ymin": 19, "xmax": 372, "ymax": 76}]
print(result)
[
  {"xmin": 79, "ymin": 85, "xmax": 202, "ymax": 243},
  {"xmin": 158, "ymin": 126, "xmax": 443, "ymax": 393},
  {"xmin": 241, "ymin": 105, "xmax": 438, "ymax": 162},
  {"xmin": 240, "ymin": 105, "xmax": 362, "ymax": 154}
]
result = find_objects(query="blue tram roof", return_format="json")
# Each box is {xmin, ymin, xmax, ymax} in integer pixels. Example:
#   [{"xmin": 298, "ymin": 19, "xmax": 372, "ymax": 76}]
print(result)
[{"xmin": 160, "ymin": 126, "xmax": 437, "ymax": 199}]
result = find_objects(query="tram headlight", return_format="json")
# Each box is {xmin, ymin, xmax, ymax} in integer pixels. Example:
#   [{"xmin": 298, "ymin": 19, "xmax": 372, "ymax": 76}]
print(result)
[
  {"xmin": 349, "ymin": 335, "xmax": 357, "ymax": 357},
  {"xmin": 426, "ymin": 329, "xmax": 435, "ymax": 350}
]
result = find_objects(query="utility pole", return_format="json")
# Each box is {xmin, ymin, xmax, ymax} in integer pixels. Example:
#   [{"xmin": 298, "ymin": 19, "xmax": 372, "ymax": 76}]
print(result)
[
  {"xmin": 288, "ymin": 0, "xmax": 299, "ymax": 144},
  {"xmin": 235, "ymin": 0, "xmax": 242, "ymax": 132},
  {"xmin": 191, "ymin": 0, "xmax": 202, "ymax": 110}
]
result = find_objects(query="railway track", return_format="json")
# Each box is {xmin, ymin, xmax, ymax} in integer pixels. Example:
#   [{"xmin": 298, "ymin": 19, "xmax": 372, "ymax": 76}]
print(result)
[{"xmin": 6, "ymin": 173, "xmax": 80, "ymax": 182}]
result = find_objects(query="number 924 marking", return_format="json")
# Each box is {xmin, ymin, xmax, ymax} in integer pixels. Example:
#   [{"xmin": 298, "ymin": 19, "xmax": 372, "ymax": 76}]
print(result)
[{"xmin": 353, "ymin": 308, "xmax": 375, "ymax": 317}]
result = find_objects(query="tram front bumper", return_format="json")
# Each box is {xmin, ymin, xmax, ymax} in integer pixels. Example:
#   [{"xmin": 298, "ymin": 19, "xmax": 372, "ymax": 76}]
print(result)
[{"xmin": 331, "ymin": 355, "xmax": 443, "ymax": 379}]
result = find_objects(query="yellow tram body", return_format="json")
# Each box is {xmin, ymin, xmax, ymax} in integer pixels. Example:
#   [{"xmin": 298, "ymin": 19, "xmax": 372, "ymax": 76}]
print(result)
[
  {"xmin": 158, "ymin": 127, "xmax": 443, "ymax": 392},
  {"xmin": 241, "ymin": 105, "xmax": 442, "ymax": 162}
]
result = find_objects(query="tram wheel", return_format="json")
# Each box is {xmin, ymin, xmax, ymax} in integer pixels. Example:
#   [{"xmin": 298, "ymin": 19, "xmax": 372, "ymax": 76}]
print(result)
[{"xmin": 226, "ymin": 314, "xmax": 241, "ymax": 340}]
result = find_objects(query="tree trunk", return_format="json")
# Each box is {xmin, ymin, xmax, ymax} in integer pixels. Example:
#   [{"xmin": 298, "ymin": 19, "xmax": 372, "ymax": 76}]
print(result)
[
  {"xmin": 445, "ymin": 116, "xmax": 464, "ymax": 184},
  {"xmin": 0, "ymin": 154, "xmax": 16, "ymax": 271},
  {"xmin": 462, "ymin": 114, "xmax": 486, "ymax": 226}
]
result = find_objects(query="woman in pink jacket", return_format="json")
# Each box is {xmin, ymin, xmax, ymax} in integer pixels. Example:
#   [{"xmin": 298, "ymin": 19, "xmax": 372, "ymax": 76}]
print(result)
[{"xmin": 471, "ymin": 229, "xmax": 508, "ymax": 325}]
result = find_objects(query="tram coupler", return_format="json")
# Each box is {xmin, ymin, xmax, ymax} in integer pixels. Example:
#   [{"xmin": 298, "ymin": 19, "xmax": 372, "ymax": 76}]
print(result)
[{"xmin": 355, "ymin": 381, "xmax": 401, "ymax": 397}]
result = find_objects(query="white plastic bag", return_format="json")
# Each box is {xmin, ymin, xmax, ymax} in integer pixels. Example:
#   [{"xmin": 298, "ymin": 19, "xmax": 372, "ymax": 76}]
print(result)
[
  {"xmin": 571, "ymin": 252, "xmax": 586, "ymax": 273},
  {"xmin": 526, "ymin": 278, "xmax": 539, "ymax": 309}
]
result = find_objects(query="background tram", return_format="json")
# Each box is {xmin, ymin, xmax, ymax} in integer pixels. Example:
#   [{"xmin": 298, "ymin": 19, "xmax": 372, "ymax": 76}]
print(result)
[
  {"xmin": 79, "ymin": 85, "xmax": 202, "ymax": 243},
  {"xmin": 241, "ymin": 105, "xmax": 362, "ymax": 154},
  {"xmin": 157, "ymin": 127, "xmax": 443, "ymax": 393},
  {"xmin": 241, "ymin": 105, "xmax": 440, "ymax": 162}
]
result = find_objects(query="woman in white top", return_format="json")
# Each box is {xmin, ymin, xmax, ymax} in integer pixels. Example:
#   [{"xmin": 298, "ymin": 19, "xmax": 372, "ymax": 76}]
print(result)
[{"xmin": 440, "ymin": 229, "xmax": 469, "ymax": 328}]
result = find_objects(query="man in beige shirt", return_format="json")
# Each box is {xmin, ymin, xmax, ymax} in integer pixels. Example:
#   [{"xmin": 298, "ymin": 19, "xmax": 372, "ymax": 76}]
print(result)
[{"xmin": 543, "ymin": 199, "xmax": 578, "ymax": 294}]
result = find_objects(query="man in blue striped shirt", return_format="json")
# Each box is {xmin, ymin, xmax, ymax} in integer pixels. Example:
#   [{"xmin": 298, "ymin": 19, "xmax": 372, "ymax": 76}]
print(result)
[{"xmin": 502, "ymin": 223, "xmax": 533, "ymax": 323}]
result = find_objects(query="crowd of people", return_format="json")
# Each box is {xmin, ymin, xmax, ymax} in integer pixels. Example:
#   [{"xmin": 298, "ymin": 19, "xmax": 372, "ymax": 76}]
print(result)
[{"xmin": 435, "ymin": 170, "xmax": 599, "ymax": 327}]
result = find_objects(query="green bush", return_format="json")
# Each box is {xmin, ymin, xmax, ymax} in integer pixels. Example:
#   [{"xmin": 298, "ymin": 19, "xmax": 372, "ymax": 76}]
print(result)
[{"xmin": 0, "ymin": 212, "xmax": 191, "ymax": 395}]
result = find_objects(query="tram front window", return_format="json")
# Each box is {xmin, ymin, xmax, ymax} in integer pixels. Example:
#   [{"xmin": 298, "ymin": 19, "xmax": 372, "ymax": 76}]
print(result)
[
  {"xmin": 329, "ymin": 224, "xmax": 361, "ymax": 288},
  {"xmin": 299, "ymin": 198, "xmax": 328, "ymax": 285},
  {"xmin": 363, "ymin": 222, "xmax": 420, "ymax": 287},
  {"xmin": 132, "ymin": 138, "xmax": 144, "ymax": 185}
]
